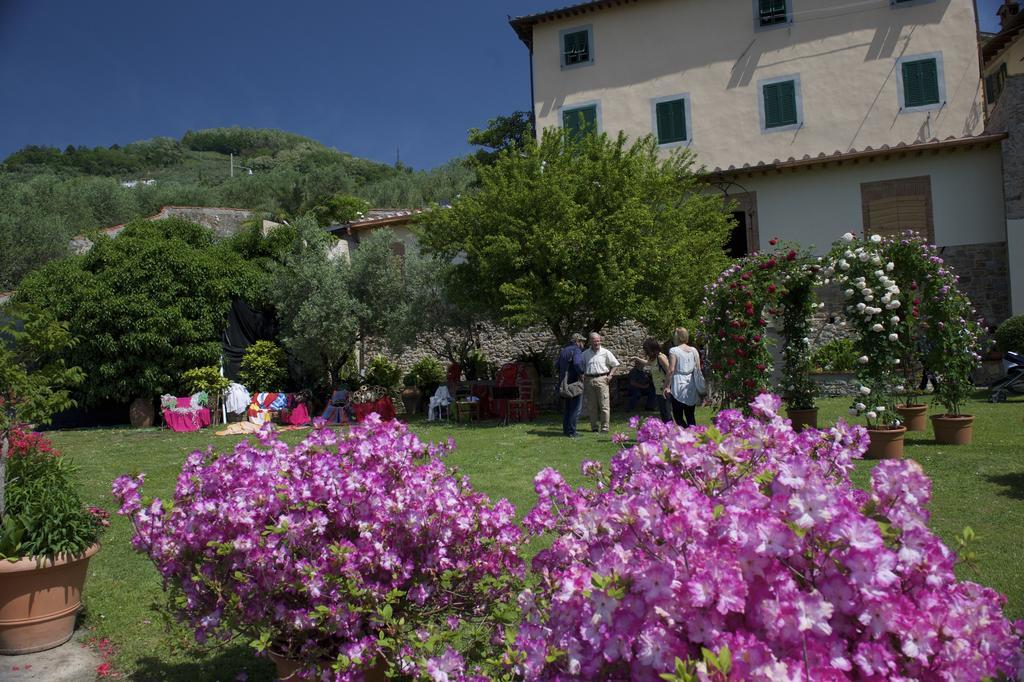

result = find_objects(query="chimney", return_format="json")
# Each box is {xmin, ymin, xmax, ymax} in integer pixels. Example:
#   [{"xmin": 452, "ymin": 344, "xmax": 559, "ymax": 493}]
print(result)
[{"xmin": 997, "ymin": 0, "xmax": 1021, "ymax": 31}]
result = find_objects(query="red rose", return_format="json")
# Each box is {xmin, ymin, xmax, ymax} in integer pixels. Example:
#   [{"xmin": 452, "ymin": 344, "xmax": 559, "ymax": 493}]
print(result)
[
  {"xmin": 741, "ymin": 272, "xmax": 751, "ymax": 281},
  {"xmin": 756, "ymin": 363, "xmax": 766, "ymax": 371},
  {"xmin": 786, "ymin": 250, "xmax": 797, "ymax": 261},
  {"xmin": 752, "ymin": 335, "xmax": 761, "ymax": 342},
  {"xmin": 767, "ymin": 284, "xmax": 776, "ymax": 294},
  {"xmin": 766, "ymin": 258, "xmax": 777, "ymax": 268},
  {"xmin": 727, "ymin": 358, "xmax": 736, "ymax": 367},
  {"xmin": 769, "ymin": 238, "xmax": 778, "ymax": 246}
]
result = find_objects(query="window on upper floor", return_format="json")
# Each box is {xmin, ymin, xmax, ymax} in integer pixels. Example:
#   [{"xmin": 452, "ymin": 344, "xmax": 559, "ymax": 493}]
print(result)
[
  {"xmin": 897, "ymin": 54, "xmax": 944, "ymax": 110},
  {"xmin": 756, "ymin": 0, "xmax": 791, "ymax": 28},
  {"xmin": 561, "ymin": 26, "xmax": 593, "ymax": 68},
  {"xmin": 562, "ymin": 104, "xmax": 599, "ymax": 139},
  {"xmin": 986, "ymin": 63, "xmax": 1009, "ymax": 107},
  {"xmin": 760, "ymin": 77, "xmax": 801, "ymax": 131},
  {"xmin": 653, "ymin": 96, "xmax": 689, "ymax": 146}
]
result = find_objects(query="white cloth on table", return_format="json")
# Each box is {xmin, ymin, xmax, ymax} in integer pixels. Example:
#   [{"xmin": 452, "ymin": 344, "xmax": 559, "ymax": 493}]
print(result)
[
  {"xmin": 428, "ymin": 385, "xmax": 452, "ymax": 421},
  {"xmin": 669, "ymin": 346, "xmax": 699, "ymax": 406},
  {"xmin": 224, "ymin": 382, "xmax": 251, "ymax": 414}
]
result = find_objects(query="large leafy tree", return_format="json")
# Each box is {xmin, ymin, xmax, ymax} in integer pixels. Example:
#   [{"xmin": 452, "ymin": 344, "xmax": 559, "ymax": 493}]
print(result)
[
  {"xmin": 13, "ymin": 218, "xmax": 260, "ymax": 404},
  {"xmin": 418, "ymin": 129, "xmax": 733, "ymax": 343},
  {"xmin": 271, "ymin": 228, "xmax": 357, "ymax": 391},
  {"xmin": 466, "ymin": 111, "xmax": 535, "ymax": 167}
]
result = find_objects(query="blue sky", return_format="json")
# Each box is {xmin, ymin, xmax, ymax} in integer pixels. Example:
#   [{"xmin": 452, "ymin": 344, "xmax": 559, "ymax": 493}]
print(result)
[{"xmin": 0, "ymin": 0, "xmax": 1008, "ymax": 170}]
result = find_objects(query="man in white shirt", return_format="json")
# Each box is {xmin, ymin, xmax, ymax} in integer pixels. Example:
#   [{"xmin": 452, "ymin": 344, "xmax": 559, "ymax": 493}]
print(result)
[{"xmin": 581, "ymin": 332, "xmax": 620, "ymax": 433}]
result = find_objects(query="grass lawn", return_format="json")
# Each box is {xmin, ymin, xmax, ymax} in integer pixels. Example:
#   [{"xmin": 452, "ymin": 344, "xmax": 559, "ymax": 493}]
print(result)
[{"xmin": 54, "ymin": 393, "xmax": 1024, "ymax": 680}]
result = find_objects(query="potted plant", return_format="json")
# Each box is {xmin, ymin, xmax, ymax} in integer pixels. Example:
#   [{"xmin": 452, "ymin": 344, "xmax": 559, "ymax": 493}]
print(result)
[
  {"xmin": 777, "ymin": 254, "xmax": 819, "ymax": 430},
  {"xmin": 405, "ymin": 357, "xmax": 446, "ymax": 413},
  {"xmin": 400, "ymin": 372, "xmax": 422, "ymax": 416},
  {"xmin": 925, "ymin": 296, "xmax": 983, "ymax": 446},
  {"xmin": 113, "ymin": 418, "xmax": 523, "ymax": 680},
  {"xmin": 0, "ymin": 306, "xmax": 103, "ymax": 654},
  {"xmin": 825, "ymin": 233, "xmax": 907, "ymax": 458},
  {"xmin": 239, "ymin": 340, "xmax": 288, "ymax": 392},
  {"xmin": 182, "ymin": 365, "xmax": 231, "ymax": 426},
  {"xmin": 363, "ymin": 355, "xmax": 402, "ymax": 396}
]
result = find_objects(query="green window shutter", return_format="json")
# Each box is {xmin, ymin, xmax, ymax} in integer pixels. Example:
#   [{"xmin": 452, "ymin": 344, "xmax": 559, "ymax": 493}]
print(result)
[
  {"xmin": 763, "ymin": 81, "xmax": 797, "ymax": 128},
  {"xmin": 759, "ymin": 0, "xmax": 788, "ymax": 26},
  {"xmin": 985, "ymin": 74, "xmax": 996, "ymax": 104},
  {"xmin": 563, "ymin": 106, "xmax": 597, "ymax": 139},
  {"xmin": 563, "ymin": 30, "xmax": 590, "ymax": 66},
  {"xmin": 656, "ymin": 99, "xmax": 687, "ymax": 144},
  {"xmin": 902, "ymin": 59, "xmax": 939, "ymax": 107}
]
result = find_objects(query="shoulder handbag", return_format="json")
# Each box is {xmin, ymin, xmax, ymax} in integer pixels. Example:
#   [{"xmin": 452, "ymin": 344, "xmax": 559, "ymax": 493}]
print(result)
[
  {"xmin": 692, "ymin": 359, "xmax": 708, "ymax": 397},
  {"xmin": 560, "ymin": 372, "xmax": 584, "ymax": 398}
]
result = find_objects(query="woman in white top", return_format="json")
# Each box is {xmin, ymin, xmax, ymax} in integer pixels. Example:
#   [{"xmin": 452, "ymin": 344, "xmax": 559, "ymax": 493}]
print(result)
[{"xmin": 663, "ymin": 327, "xmax": 701, "ymax": 427}]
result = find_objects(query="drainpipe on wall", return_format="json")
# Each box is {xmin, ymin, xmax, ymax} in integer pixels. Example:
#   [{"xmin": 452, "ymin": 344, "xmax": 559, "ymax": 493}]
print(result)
[{"xmin": 529, "ymin": 45, "xmax": 537, "ymax": 140}]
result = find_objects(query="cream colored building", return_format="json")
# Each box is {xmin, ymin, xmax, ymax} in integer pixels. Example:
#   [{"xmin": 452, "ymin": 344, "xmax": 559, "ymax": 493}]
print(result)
[{"xmin": 511, "ymin": 0, "xmax": 1019, "ymax": 321}]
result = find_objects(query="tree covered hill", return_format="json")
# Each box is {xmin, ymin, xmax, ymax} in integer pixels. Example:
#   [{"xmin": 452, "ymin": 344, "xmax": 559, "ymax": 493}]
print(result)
[{"xmin": 0, "ymin": 127, "xmax": 475, "ymax": 289}]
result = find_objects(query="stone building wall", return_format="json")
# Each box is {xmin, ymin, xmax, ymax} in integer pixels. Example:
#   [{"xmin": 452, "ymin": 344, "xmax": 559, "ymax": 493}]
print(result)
[{"xmin": 989, "ymin": 75, "xmax": 1024, "ymax": 221}]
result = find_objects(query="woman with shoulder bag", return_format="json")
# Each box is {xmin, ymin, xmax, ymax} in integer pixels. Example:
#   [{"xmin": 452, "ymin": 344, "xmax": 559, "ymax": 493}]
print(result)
[{"xmin": 664, "ymin": 327, "xmax": 705, "ymax": 428}]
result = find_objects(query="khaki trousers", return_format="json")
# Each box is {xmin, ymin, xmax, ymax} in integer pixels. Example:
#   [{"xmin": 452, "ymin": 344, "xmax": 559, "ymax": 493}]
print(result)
[{"xmin": 584, "ymin": 375, "xmax": 611, "ymax": 431}]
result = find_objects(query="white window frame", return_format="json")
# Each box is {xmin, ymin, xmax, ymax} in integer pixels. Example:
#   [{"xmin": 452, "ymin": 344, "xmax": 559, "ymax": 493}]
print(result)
[
  {"xmin": 650, "ymin": 93, "xmax": 693, "ymax": 148},
  {"xmin": 752, "ymin": 0, "xmax": 792, "ymax": 32},
  {"xmin": 559, "ymin": 100, "xmax": 602, "ymax": 134},
  {"xmin": 757, "ymin": 74, "xmax": 803, "ymax": 134},
  {"xmin": 559, "ymin": 25, "xmax": 594, "ymax": 70},
  {"xmin": 895, "ymin": 52, "xmax": 946, "ymax": 113}
]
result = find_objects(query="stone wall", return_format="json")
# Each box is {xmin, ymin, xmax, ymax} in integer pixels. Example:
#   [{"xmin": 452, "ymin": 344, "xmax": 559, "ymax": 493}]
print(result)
[
  {"xmin": 939, "ymin": 242, "xmax": 1011, "ymax": 327},
  {"xmin": 989, "ymin": 74, "xmax": 1024, "ymax": 221},
  {"xmin": 365, "ymin": 319, "xmax": 652, "ymax": 377},
  {"xmin": 152, "ymin": 206, "xmax": 254, "ymax": 238}
]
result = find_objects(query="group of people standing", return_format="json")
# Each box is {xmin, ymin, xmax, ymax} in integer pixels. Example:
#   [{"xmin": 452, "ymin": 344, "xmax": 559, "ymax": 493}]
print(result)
[{"xmin": 555, "ymin": 329, "xmax": 703, "ymax": 438}]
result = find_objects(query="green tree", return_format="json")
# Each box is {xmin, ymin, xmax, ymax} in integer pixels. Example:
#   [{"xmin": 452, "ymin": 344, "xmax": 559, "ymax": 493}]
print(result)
[
  {"xmin": 0, "ymin": 305, "xmax": 84, "ymax": 517},
  {"xmin": 13, "ymin": 218, "xmax": 260, "ymax": 406},
  {"xmin": 271, "ymin": 218, "xmax": 360, "ymax": 392},
  {"xmin": 397, "ymin": 247, "xmax": 485, "ymax": 366},
  {"xmin": 466, "ymin": 111, "xmax": 535, "ymax": 167},
  {"xmin": 348, "ymin": 228, "xmax": 410, "ymax": 354},
  {"xmin": 417, "ymin": 129, "xmax": 733, "ymax": 343}
]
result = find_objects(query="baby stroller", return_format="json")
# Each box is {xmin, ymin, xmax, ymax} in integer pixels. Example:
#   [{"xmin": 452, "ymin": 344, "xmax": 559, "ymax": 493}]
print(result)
[{"xmin": 989, "ymin": 351, "xmax": 1024, "ymax": 402}]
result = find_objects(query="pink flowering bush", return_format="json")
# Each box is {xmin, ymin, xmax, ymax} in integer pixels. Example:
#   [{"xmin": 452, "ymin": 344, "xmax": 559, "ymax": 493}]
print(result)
[
  {"xmin": 514, "ymin": 395, "xmax": 1023, "ymax": 680},
  {"xmin": 112, "ymin": 416, "xmax": 523, "ymax": 681}
]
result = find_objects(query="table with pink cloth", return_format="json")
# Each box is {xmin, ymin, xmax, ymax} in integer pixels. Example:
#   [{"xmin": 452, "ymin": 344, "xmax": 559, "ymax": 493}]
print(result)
[
  {"xmin": 163, "ymin": 397, "xmax": 211, "ymax": 432},
  {"xmin": 352, "ymin": 397, "xmax": 396, "ymax": 422}
]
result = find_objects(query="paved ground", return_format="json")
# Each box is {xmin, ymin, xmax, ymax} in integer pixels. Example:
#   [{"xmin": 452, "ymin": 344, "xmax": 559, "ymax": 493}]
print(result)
[{"xmin": 0, "ymin": 632, "xmax": 102, "ymax": 682}]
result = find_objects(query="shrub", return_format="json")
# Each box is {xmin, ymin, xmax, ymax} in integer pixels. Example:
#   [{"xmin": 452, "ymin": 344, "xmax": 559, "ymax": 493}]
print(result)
[
  {"xmin": 812, "ymin": 338, "xmax": 858, "ymax": 373},
  {"xmin": 404, "ymin": 357, "xmax": 445, "ymax": 392},
  {"xmin": 113, "ymin": 418, "xmax": 522, "ymax": 680},
  {"xmin": 995, "ymin": 314, "xmax": 1024, "ymax": 353},
  {"xmin": 239, "ymin": 340, "xmax": 287, "ymax": 392},
  {"xmin": 514, "ymin": 395, "xmax": 1024, "ymax": 680},
  {"xmin": 1, "ymin": 428, "xmax": 108, "ymax": 559},
  {"xmin": 363, "ymin": 355, "xmax": 402, "ymax": 391},
  {"xmin": 182, "ymin": 365, "xmax": 231, "ymax": 424}
]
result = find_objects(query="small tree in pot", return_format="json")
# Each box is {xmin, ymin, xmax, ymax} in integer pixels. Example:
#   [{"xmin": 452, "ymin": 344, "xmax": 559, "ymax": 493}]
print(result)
[{"xmin": 0, "ymin": 306, "xmax": 106, "ymax": 654}]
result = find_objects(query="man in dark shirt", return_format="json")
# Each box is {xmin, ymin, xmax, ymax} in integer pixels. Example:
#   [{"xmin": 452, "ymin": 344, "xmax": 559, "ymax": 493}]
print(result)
[{"xmin": 555, "ymin": 333, "xmax": 586, "ymax": 438}]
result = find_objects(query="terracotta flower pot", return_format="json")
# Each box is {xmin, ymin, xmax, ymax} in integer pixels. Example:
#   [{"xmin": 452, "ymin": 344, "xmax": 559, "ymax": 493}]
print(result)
[
  {"xmin": 931, "ymin": 414, "xmax": 975, "ymax": 446},
  {"xmin": 0, "ymin": 543, "xmax": 100, "ymax": 654},
  {"xmin": 400, "ymin": 387, "xmax": 421, "ymax": 416},
  {"xmin": 786, "ymin": 407, "xmax": 818, "ymax": 432},
  {"xmin": 269, "ymin": 650, "xmax": 386, "ymax": 681},
  {"xmin": 129, "ymin": 397, "xmax": 155, "ymax": 428},
  {"xmin": 895, "ymin": 404, "xmax": 928, "ymax": 432},
  {"xmin": 865, "ymin": 426, "xmax": 906, "ymax": 460}
]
